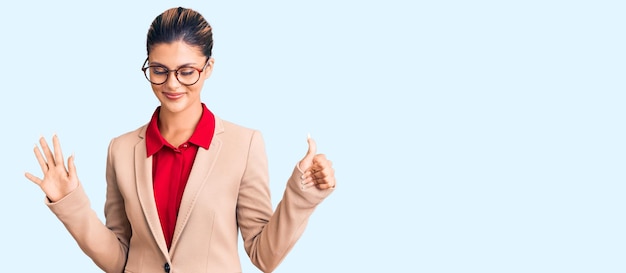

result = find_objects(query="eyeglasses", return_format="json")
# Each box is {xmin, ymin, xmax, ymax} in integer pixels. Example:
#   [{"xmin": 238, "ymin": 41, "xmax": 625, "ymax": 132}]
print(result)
[{"xmin": 141, "ymin": 57, "xmax": 210, "ymax": 86}]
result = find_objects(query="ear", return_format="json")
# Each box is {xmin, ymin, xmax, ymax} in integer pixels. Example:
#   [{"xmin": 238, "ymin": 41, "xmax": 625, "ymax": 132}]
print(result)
[{"xmin": 203, "ymin": 57, "xmax": 215, "ymax": 80}]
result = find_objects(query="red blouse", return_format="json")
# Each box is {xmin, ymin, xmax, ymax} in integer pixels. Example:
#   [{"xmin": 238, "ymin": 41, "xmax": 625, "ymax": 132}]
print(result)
[{"xmin": 145, "ymin": 103, "xmax": 215, "ymax": 249}]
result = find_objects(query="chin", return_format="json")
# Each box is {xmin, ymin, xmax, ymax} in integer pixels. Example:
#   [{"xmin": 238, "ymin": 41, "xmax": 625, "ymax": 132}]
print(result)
[{"xmin": 159, "ymin": 99, "xmax": 188, "ymax": 113}]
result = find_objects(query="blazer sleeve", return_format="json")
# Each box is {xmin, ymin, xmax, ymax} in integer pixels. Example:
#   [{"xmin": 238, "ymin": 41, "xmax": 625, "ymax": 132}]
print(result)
[
  {"xmin": 46, "ymin": 139, "xmax": 131, "ymax": 273},
  {"xmin": 237, "ymin": 130, "xmax": 334, "ymax": 273}
]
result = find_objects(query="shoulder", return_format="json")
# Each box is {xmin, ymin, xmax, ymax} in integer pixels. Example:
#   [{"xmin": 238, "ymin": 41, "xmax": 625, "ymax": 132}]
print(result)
[
  {"xmin": 108, "ymin": 124, "xmax": 147, "ymax": 149},
  {"xmin": 216, "ymin": 116, "xmax": 260, "ymax": 137},
  {"xmin": 215, "ymin": 116, "xmax": 265, "ymax": 146}
]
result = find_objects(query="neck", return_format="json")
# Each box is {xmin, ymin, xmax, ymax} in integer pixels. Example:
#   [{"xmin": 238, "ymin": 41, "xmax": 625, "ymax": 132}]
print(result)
[{"xmin": 158, "ymin": 103, "xmax": 203, "ymax": 147}]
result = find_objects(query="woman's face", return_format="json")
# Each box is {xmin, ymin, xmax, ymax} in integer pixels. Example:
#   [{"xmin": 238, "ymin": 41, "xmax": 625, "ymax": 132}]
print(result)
[{"xmin": 147, "ymin": 41, "xmax": 214, "ymax": 115}]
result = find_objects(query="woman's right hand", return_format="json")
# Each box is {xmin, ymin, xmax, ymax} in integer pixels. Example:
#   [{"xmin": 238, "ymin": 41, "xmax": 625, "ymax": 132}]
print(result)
[{"xmin": 24, "ymin": 135, "xmax": 79, "ymax": 202}]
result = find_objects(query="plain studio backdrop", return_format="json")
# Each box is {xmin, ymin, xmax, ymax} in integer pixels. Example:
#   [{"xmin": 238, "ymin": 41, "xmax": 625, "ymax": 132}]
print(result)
[{"xmin": 1, "ymin": 0, "xmax": 624, "ymax": 272}]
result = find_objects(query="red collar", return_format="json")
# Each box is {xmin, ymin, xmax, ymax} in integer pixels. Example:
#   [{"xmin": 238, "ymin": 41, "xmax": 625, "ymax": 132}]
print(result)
[{"xmin": 145, "ymin": 103, "xmax": 215, "ymax": 157}]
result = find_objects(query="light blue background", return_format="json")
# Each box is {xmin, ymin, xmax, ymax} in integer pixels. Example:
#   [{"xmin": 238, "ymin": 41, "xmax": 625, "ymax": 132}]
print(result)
[{"xmin": 1, "ymin": 0, "xmax": 624, "ymax": 272}]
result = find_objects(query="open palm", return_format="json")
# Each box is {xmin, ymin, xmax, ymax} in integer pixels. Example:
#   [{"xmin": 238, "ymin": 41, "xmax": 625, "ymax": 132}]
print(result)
[{"xmin": 24, "ymin": 135, "xmax": 79, "ymax": 202}]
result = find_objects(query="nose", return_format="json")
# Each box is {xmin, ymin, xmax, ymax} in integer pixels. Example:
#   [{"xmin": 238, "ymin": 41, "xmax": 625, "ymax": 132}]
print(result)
[{"xmin": 164, "ymin": 71, "xmax": 181, "ymax": 89}]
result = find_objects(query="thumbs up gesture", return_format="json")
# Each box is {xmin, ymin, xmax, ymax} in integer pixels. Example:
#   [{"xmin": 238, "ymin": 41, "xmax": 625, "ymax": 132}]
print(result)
[{"xmin": 298, "ymin": 134, "xmax": 336, "ymax": 190}]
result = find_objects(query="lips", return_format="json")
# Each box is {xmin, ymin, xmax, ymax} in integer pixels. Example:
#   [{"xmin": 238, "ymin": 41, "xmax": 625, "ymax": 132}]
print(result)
[{"xmin": 163, "ymin": 92, "xmax": 184, "ymax": 100}]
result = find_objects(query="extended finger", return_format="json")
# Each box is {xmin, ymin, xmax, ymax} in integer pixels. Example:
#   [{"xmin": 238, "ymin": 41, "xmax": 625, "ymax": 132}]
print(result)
[
  {"xmin": 67, "ymin": 153, "xmax": 77, "ymax": 178},
  {"xmin": 24, "ymin": 172, "xmax": 43, "ymax": 186},
  {"xmin": 52, "ymin": 135, "xmax": 66, "ymax": 170},
  {"xmin": 33, "ymin": 145, "xmax": 48, "ymax": 173},
  {"xmin": 39, "ymin": 136, "xmax": 56, "ymax": 167}
]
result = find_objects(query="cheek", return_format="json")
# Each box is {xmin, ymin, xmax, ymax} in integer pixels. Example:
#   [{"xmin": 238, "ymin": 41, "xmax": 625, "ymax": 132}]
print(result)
[{"xmin": 188, "ymin": 83, "xmax": 204, "ymax": 94}]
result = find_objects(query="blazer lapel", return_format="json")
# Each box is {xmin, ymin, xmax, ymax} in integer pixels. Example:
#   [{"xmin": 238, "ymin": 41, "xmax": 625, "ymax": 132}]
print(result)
[
  {"xmin": 169, "ymin": 117, "xmax": 224, "ymax": 253},
  {"xmin": 134, "ymin": 127, "xmax": 170, "ymax": 258}
]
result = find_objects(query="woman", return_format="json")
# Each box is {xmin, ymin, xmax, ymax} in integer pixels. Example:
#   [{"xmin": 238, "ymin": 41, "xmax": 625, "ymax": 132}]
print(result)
[{"xmin": 24, "ymin": 7, "xmax": 335, "ymax": 273}]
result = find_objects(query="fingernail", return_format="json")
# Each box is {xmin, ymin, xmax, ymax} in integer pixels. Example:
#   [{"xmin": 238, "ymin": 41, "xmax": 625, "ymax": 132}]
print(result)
[{"xmin": 307, "ymin": 133, "xmax": 311, "ymax": 139}]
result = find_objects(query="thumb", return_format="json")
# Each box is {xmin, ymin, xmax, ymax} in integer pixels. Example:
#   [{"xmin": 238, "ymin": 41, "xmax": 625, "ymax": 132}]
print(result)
[
  {"xmin": 68, "ymin": 153, "xmax": 78, "ymax": 179},
  {"xmin": 66, "ymin": 153, "xmax": 80, "ymax": 191},
  {"xmin": 299, "ymin": 134, "xmax": 317, "ymax": 171}
]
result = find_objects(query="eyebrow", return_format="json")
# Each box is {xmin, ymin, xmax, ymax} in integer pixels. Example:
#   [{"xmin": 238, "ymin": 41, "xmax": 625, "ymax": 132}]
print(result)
[{"xmin": 149, "ymin": 61, "xmax": 199, "ymax": 69}]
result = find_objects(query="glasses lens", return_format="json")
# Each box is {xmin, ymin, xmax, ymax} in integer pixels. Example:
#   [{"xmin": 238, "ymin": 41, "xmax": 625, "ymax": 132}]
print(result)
[
  {"xmin": 177, "ymin": 67, "xmax": 200, "ymax": 85},
  {"xmin": 144, "ymin": 66, "xmax": 167, "ymax": 85}
]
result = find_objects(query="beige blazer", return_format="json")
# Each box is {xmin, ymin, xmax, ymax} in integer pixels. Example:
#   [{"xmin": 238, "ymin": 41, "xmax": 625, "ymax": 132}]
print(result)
[{"xmin": 47, "ymin": 116, "xmax": 333, "ymax": 273}]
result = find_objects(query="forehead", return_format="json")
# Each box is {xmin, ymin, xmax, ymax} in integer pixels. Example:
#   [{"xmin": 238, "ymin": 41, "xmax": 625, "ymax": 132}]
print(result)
[{"xmin": 149, "ymin": 40, "xmax": 205, "ymax": 66}]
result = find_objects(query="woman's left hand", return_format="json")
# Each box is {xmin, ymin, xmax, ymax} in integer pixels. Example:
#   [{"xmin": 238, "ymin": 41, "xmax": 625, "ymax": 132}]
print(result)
[{"xmin": 298, "ymin": 135, "xmax": 336, "ymax": 190}]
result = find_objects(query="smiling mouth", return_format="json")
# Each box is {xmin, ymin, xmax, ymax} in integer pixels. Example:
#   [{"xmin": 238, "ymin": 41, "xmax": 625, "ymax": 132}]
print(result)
[{"xmin": 163, "ymin": 92, "xmax": 184, "ymax": 100}]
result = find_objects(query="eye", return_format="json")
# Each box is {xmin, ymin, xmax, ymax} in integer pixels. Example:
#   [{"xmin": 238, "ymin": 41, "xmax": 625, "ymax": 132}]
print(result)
[
  {"xmin": 151, "ymin": 66, "xmax": 168, "ymax": 75},
  {"xmin": 178, "ymin": 67, "xmax": 197, "ymax": 77}
]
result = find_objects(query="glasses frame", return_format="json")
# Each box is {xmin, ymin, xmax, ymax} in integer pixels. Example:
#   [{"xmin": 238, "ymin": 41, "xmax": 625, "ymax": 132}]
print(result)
[{"xmin": 141, "ymin": 57, "xmax": 210, "ymax": 86}]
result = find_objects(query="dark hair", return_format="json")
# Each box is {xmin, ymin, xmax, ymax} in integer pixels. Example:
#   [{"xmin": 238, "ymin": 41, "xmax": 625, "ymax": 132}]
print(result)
[{"xmin": 146, "ymin": 7, "xmax": 213, "ymax": 58}]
